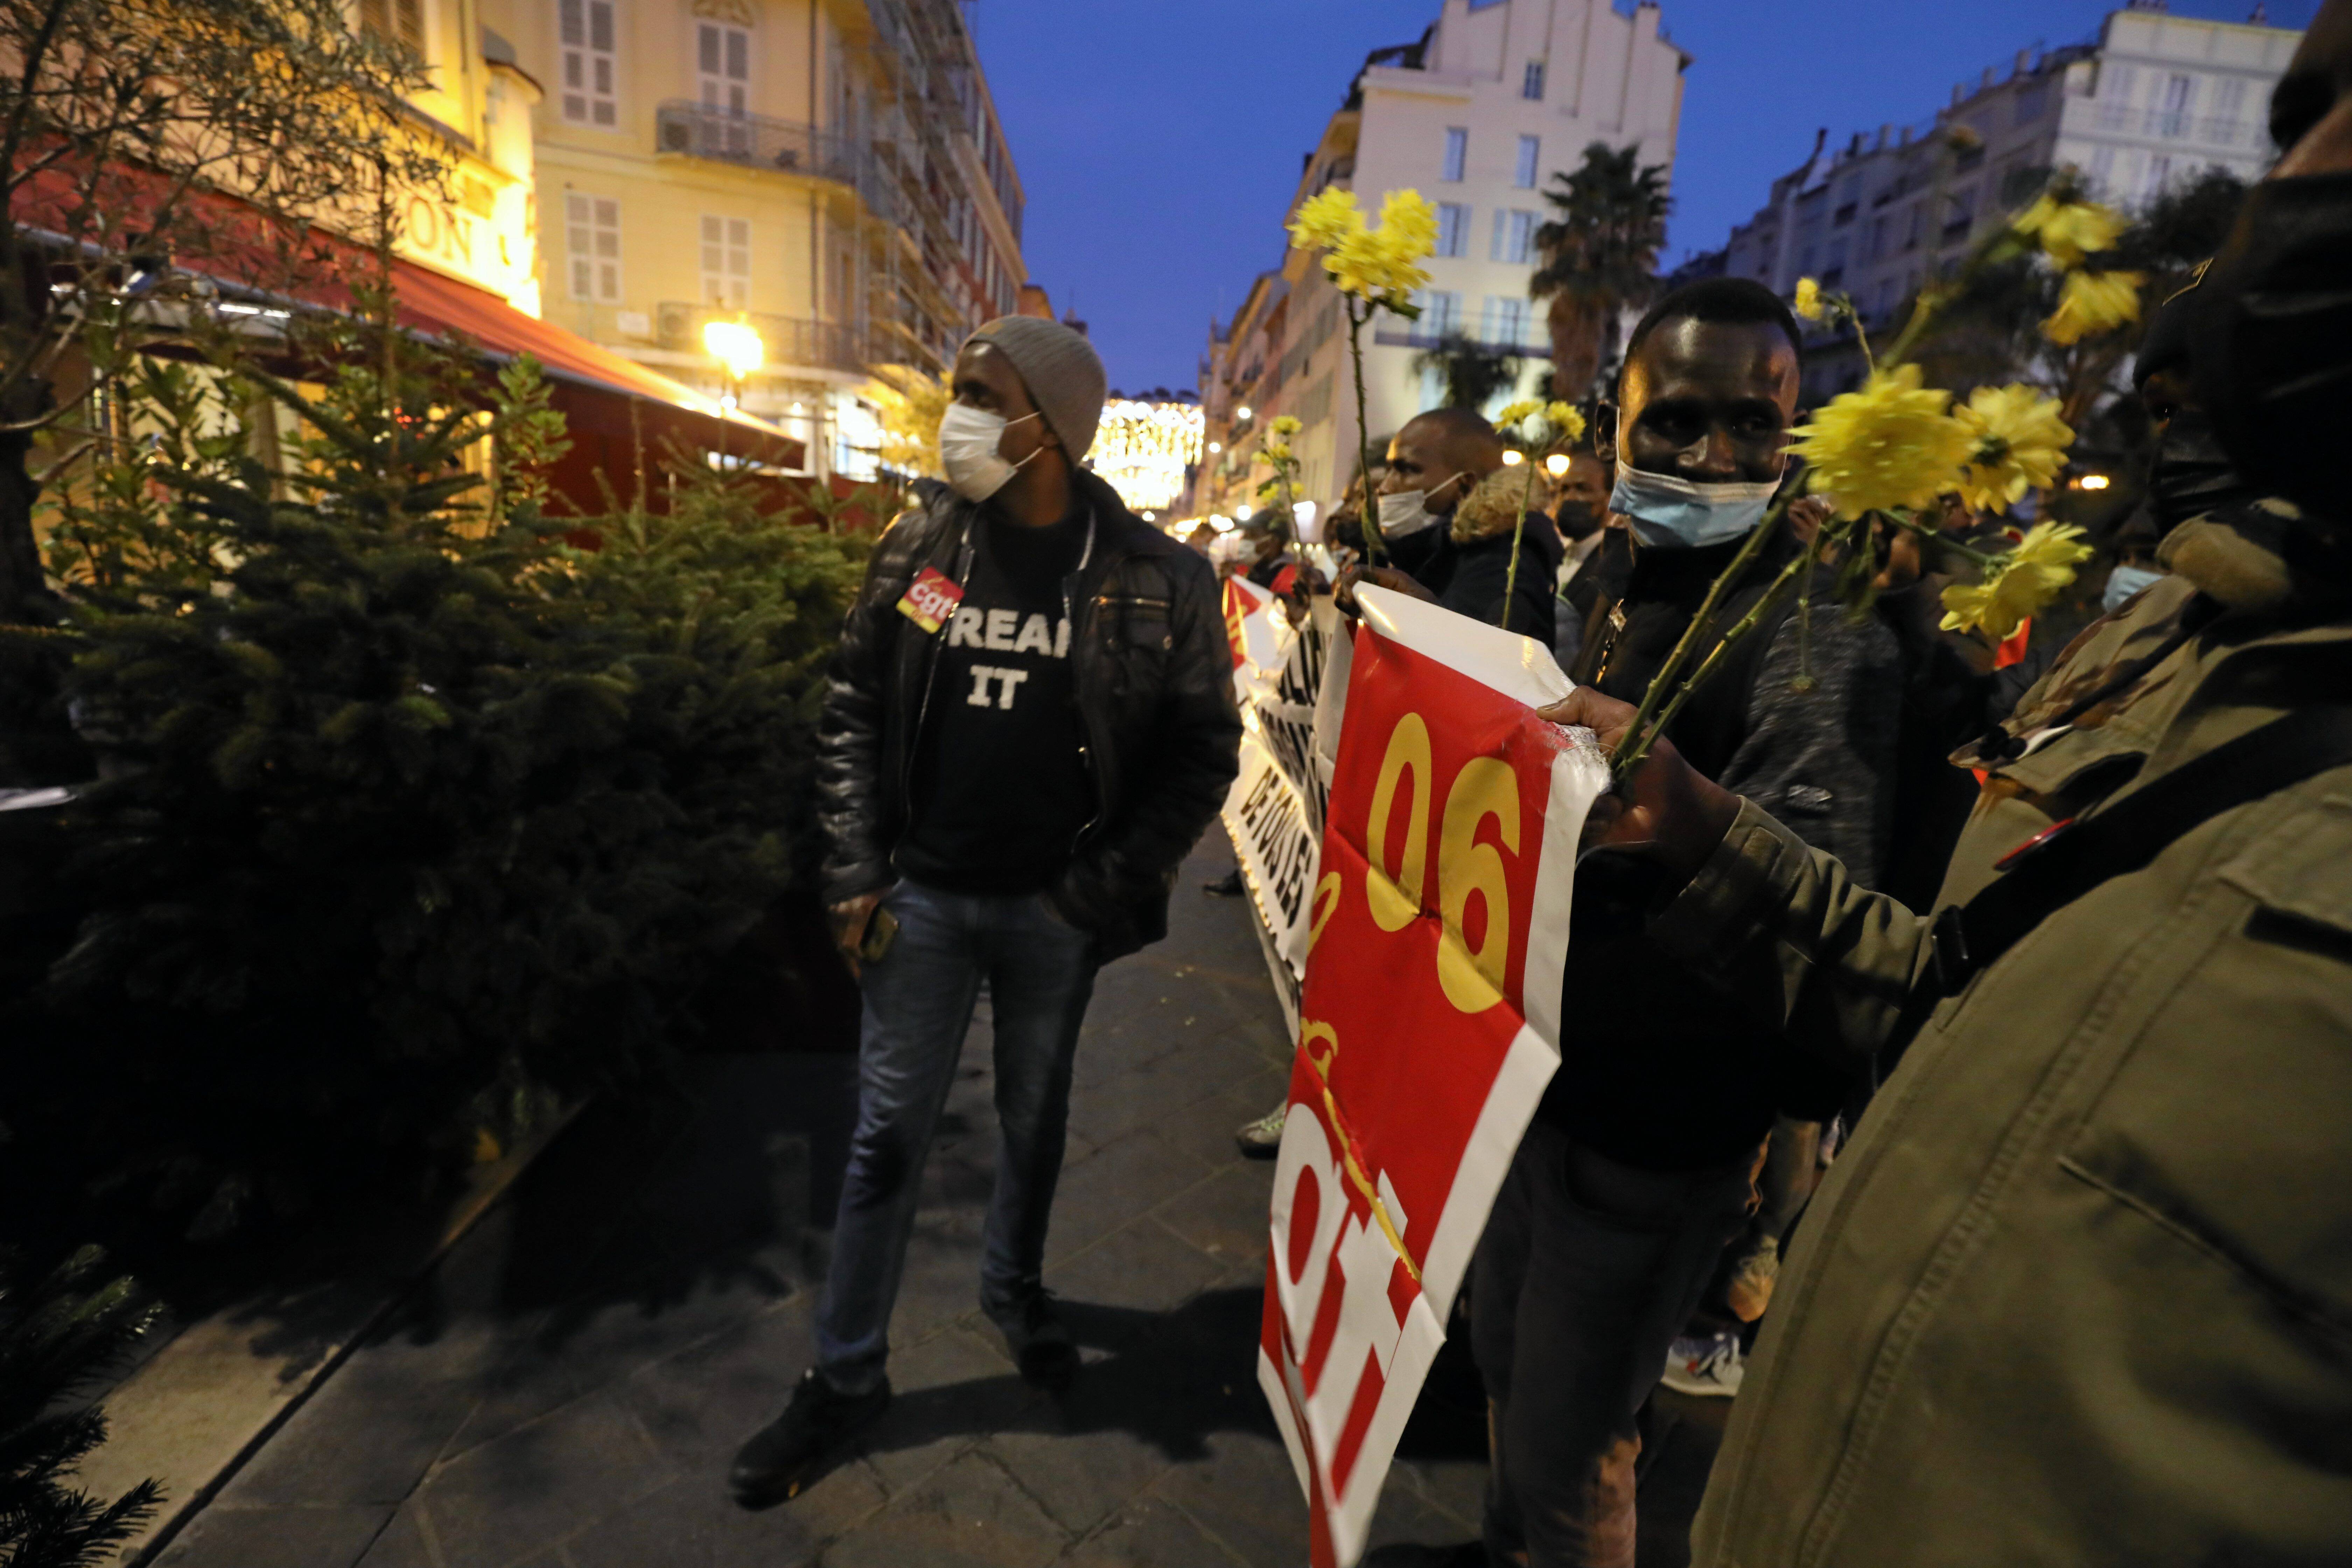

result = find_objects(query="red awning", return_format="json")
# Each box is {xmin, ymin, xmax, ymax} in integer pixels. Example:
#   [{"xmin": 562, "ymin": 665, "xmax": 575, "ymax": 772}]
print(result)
[{"xmin": 382, "ymin": 259, "xmax": 803, "ymax": 471}]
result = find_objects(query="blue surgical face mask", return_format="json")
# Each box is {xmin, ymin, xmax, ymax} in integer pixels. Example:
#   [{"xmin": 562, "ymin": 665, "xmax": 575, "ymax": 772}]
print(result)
[
  {"xmin": 2102, "ymin": 563, "xmax": 2164, "ymax": 614},
  {"xmin": 1610, "ymin": 460, "xmax": 1782, "ymax": 549}
]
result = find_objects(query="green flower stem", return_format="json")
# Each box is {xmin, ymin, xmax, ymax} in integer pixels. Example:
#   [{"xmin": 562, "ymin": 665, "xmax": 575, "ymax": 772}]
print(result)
[
  {"xmin": 1346, "ymin": 299, "xmax": 1385, "ymax": 565},
  {"xmin": 1606, "ymin": 488, "xmax": 1795, "ymax": 778},
  {"xmin": 1499, "ymin": 452, "xmax": 1541, "ymax": 634},
  {"xmin": 1883, "ymin": 509, "xmax": 2004, "ymax": 567},
  {"xmin": 1614, "ymin": 548, "xmax": 1811, "ymax": 780}
]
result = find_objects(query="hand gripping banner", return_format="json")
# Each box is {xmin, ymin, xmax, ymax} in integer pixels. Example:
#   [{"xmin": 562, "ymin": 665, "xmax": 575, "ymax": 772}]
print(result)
[{"xmin": 1258, "ymin": 586, "xmax": 1611, "ymax": 1568}]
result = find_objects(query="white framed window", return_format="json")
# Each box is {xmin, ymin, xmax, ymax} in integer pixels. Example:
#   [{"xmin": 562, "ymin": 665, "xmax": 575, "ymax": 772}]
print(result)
[
  {"xmin": 1436, "ymin": 203, "xmax": 1470, "ymax": 258},
  {"xmin": 698, "ymin": 22, "xmax": 749, "ymax": 118},
  {"xmin": 1514, "ymin": 135, "xmax": 1540, "ymax": 190},
  {"xmin": 1522, "ymin": 60, "xmax": 1546, "ymax": 101},
  {"xmin": 566, "ymin": 192, "xmax": 622, "ymax": 302},
  {"xmin": 1418, "ymin": 289, "xmax": 1462, "ymax": 337},
  {"xmin": 1481, "ymin": 296, "xmax": 1529, "ymax": 348},
  {"xmin": 701, "ymin": 215, "xmax": 749, "ymax": 307},
  {"xmin": 2146, "ymin": 153, "xmax": 2174, "ymax": 196},
  {"xmin": 1442, "ymin": 127, "xmax": 1468, "ymax": 182},
  {"xmin": 559, "ymin": 0, "xmax": 617, "ymax": 127},
  {"xmin": 1490, "ymin": 209, "xmax": 1537, "ymax": 265},
  {"xmin": 360, "ymin": 0, "xmax": 424, "ymax": 55}
]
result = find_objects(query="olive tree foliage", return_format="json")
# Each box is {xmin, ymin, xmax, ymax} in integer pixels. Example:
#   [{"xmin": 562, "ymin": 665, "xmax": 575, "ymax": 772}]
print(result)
[{"xmin": 0, "ymin": 0, "xmax": 440, "ymax": 627}]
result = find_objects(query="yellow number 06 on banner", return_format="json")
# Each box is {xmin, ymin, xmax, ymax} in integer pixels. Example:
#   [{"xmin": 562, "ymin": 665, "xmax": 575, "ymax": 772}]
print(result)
[{"xmin": 1334, "ymin": 711, "xmax": 1518, "ymax": 1016}]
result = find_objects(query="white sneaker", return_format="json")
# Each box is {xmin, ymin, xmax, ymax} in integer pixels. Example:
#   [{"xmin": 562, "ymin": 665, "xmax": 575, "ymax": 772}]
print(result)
[{"xmin": 1661, "ymin": 1332, "xmax": 1744, "ymax": 1398}]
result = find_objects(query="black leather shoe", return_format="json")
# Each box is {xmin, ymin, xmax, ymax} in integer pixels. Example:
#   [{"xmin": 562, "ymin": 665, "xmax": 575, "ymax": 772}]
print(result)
[
  {"xmin": 729, "ymin": 1368, "xmax": 891, "ymax": 1507},
  {"xmin": 987, "ymin": 1290, "xmax": 1079, "ymax": 1390}
]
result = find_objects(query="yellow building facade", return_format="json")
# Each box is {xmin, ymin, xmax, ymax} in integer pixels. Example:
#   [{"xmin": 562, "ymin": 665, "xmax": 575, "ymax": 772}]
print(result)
[
  {"xmin": 477, "ymin": 0, "xmax": 1030, "ymax": 477},
  {"xmin": 366, "ymin": 0, "xmax": 547, "ymax": 313}
]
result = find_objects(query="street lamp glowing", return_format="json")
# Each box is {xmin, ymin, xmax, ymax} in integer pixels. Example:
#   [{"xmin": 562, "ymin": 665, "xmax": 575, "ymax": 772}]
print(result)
[
  {"xmin": 1545, "ymin": 453, "xmax": 1571, "ymax": 477},
  {"xmin": 2078, "ymin": 473, "xmax": 2111, "ymax": 491},
  {"xmin": 1235, "ymin": 405, "xmax": 1253, "ymax": 422},
  {"xmin": 703, "ymin": 318, "xmax": 764, "ymax": 383},
  {"xmin": 1207, "ymin": 441, "xmax": 1222, "ymax": 454},
  {"xmin": 1502, "ymin": 449, "xmax": 1525, "ymax": 466}
]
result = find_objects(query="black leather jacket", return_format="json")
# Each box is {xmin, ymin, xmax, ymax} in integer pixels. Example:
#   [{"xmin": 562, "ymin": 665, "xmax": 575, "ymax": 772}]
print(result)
[{"xmin": 816, "ymin": 472, "xmax": 1241, "ymax": 960}]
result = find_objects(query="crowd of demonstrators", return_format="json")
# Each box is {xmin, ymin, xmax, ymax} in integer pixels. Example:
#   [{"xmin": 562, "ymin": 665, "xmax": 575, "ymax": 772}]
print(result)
[
  {"xmin": 734, "ymin": 14, "xmax": 2352, "ymax": 1558},
  {"xmin": 1530, "ymin": 7, "xmax": 2352, "ymax": 1561},
  {"xmin": 729, "ymin": 317, "xmax": 1240, "ymax": 1505}
]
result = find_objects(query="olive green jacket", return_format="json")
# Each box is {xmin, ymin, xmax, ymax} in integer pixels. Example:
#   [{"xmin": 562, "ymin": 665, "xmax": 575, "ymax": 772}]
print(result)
[{"xmin": 1653, "ymin": 506, "xmax": 2352, "ymax": 1567}]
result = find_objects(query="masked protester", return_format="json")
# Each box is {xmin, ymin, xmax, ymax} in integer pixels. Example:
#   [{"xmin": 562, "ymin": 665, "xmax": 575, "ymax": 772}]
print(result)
[
  {"xmin": 1393, "ymin": 279, "xmax": 1903, "ymax": 1568},
  {"xmin": 1550, "ymin": 449, "xmax": 1615, "ymax": 665},
  {"xmin": 731, "ymin": 318, "xmax": 1240, "ymax": 1505},
  {"xmin": 1342, "ymin": 407, "xmax": 1562, "ymax": 646},
  {"xmin": 1540, "ymin": 10, "xmax": 2352, "ymax": 1560}
]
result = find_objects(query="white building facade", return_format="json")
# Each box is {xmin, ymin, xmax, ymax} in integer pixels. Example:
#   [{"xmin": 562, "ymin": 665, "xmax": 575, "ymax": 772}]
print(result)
[
  {"xmin": 1193, "ymin": 0, "xmax": 1686, "ymax": 523},
  {"xmin": 1705, "ymin": 3, "xmax": 2299, "ymax": 402}
]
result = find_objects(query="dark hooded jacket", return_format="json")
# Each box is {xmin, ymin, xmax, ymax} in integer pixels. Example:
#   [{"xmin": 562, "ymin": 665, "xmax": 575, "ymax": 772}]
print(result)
[{"xmin": 815, "ymin": 472, "xmax": 1240, "ymax": 960}]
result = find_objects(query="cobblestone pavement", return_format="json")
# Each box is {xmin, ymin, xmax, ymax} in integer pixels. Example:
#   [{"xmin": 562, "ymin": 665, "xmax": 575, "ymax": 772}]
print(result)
[{"xmin": 154, "ymin": 834, "xmax": 1510, "ymax": 1568}]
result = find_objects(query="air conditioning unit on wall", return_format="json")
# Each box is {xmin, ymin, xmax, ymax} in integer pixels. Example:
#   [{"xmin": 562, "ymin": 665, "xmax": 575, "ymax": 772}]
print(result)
[{"xmin": 657, "ymin": 302, "xmax": 694, "ymax": 349}]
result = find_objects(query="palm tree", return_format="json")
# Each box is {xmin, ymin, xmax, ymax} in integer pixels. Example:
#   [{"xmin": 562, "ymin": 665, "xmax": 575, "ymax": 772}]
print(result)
[
  {"xmin": 1411, "ymin": 332, "xmax": 1524, "ymax": 414},
  {"xmin": 1528, "ymin": 142, "xmax": 1673, "ymax": 400}
]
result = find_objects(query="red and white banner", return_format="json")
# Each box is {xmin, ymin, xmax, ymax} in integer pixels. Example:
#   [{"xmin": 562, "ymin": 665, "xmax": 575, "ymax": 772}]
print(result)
[{"xmin": 1258, "ymin": 586, "xmax": 1612, "ymax": 1568}]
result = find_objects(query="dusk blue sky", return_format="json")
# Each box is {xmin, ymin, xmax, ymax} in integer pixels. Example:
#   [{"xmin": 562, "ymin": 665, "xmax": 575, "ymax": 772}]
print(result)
[{"xmin": 970, "ymin": 0, "xmax": 2316, "ymax": 393}]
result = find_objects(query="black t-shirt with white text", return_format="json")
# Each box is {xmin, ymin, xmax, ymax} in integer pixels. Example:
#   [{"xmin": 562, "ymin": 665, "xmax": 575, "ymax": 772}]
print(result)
[{"xmin": 895, "ymin": 501, "xmax": 1095, "ymax": 895}]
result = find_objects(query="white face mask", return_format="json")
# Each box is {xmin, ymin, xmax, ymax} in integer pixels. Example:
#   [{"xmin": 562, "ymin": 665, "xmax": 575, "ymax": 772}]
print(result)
[
  {"xmin": 2102, "ymin": 563, "xmax": 2164, "ymax": 614},
  {"xmin": 1609, "ymin": 460, "xmax": 1782, "ymax": 549},
  {"xmin": 1375, "ymin": 471, "xmax": 1464, "ymax": 540},
  {"xmin": 939, "ymin": 404, "xmax": 1041, "ymax": 502}
]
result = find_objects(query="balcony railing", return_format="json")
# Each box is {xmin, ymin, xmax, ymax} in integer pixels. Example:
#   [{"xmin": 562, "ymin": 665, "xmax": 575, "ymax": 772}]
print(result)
[
  {"xmin": 2087, "ymin": 104, "xmax": 2260, "ymax": 147},
  {"xmin": 1371, "ymin": 328, "xmax": 1553, "ymax": 359},
  {"xmin": 654, "ymin": 101, "xmax": 864, "ymax": 182},
  {"xmin": 656, "ymin": 302, "xmax": 868, "ymax": 375}
]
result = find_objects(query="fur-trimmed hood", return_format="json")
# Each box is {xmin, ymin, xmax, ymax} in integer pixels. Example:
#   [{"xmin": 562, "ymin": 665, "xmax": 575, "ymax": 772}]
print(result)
[{"xmin": 1450, "ymin": 466, "xmax": 1543, "ymax": 545}]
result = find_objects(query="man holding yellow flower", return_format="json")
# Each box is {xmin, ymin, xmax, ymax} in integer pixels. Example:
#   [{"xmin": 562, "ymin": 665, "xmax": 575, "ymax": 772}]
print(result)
[{"xmin": 1542, "ymin": 9, "xmax": 2352, "ymax": 1559}]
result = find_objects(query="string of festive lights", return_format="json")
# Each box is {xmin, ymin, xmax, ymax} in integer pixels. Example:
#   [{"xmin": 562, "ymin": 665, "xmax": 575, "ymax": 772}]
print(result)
[{"xmin": 1090, "ymin": 399, "xmax": 1204, "ymax": 513}]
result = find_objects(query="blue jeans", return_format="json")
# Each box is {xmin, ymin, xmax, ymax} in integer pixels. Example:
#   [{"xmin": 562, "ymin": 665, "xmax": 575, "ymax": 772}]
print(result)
[
  {"xmin": 1474, "ymin": 1122, "xmax": 1757, "ymax": 1568},
  {"xmin": 814, "ymin": 879, "xmax": 1098, "ymax": 1394}
]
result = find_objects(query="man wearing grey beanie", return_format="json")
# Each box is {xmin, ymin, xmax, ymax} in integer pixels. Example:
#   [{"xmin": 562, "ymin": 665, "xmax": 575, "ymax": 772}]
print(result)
[{"xmin": 732, "ymin": 319, "xmax": 1241, "ymax": 1506}]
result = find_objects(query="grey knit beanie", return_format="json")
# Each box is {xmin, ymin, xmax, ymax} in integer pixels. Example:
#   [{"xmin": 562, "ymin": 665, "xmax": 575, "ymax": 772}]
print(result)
[{"xmin": 966, "ymin": 316, "xmax": 1107, "ymax": 462}]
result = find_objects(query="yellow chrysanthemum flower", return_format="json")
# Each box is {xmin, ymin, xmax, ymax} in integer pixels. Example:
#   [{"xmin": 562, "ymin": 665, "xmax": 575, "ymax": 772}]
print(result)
[
  {"xmin": 1793, "ymin": 277, "xmax": 1825, "ymax": 322},
  {"xmin": 1938, "ymin": 522, "xmax": 2094, "ymax": 638},
  {"xmin": 1290, "ymin": 188, "xmax": 1362, "ymax": 256},
  {"xmin": 1270, "ymin": 415, "xmax": 1302, "ymax": 436},
  {"xmin": 1263, "ymin": 440, "xmax": 1293, "ymax": 462},
  {"xmin": 1545, "ymin": 401, "xmax": 1586, "ymax": 441},
  {"xmin": 2012, "ymin": 194, "xmax": 2127, "ymax": 271},
  {"xmin": 2042, "ymin": 269, "xmax": 2144, "ymax": 345},
  {"xmin": 1953, "ymin": 383, "xmax": 2074, "ymax": 513},
  {"xmin": 1308, "ymin": 188, "xmax": 1438, "ymax": 303},
  {"xmin": 1492, "ymin": 399, "xmax": 1542, "ymax": 431},
  {"xmin": 1786, "ymin": 364, "xmax": 1972, "ymax": 519}
]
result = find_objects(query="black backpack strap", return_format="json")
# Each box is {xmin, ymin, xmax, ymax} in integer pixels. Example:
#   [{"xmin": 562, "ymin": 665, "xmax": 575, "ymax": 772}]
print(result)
[{"xmin": 1923, "ymin": 705, "xmax": 2352, "ymax": 1000}]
